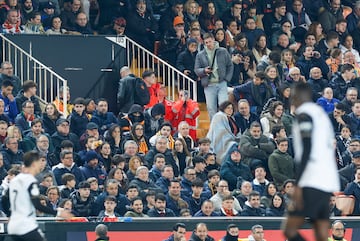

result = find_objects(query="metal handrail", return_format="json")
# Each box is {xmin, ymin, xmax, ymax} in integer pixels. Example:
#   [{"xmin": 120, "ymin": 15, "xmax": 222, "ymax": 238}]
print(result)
[
  {"xmin": 124, "ymin": 36, "xmax": 198, "ymax": 101},
  {"xmin": 0, "ymin": 34, "xmax": 68, "ymax": 116}
]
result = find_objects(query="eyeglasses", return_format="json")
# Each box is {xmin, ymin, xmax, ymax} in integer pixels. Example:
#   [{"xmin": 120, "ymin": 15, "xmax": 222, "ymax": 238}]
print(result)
[
  {"xmin": 187, "ymin": 173, "xmax": 196, "ymax": 176},
  {"xmin": 60, "ymin": 124, "xmax": 69, "ymax": 127}
]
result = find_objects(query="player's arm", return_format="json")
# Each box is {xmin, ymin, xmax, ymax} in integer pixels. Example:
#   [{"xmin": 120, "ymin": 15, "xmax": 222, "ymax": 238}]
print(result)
[
  {"xmin": 28, "ymin": 182, "xmax": 57, "ymax": 215},
  {"xmin": 295, "ymin": 113, "xmax": 313, "ymax": 182}
]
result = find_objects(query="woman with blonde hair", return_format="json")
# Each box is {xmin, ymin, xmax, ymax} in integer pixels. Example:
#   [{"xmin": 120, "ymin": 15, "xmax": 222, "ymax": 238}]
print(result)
[{"xmin": 126, "ymin": 156, "xmax": 143, "ymax": 182}]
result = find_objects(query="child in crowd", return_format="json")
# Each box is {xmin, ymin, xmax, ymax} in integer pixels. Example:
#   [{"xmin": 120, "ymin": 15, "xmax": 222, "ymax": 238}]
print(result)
[{"xmin": 60, "ymin": 173, "xmax": 76, "ymax": 199}]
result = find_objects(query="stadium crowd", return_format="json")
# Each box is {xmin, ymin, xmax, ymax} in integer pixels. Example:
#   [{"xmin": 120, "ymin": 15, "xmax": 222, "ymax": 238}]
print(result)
[{"xmin": 0, "ymin": 0, "xmax": 359, "ymax": 222}]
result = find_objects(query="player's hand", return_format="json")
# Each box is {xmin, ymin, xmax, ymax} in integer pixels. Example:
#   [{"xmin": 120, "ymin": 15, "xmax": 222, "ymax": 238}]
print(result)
[{"xmin": 56, "ymin": 208, "xmax": 74, "ymax": 219}]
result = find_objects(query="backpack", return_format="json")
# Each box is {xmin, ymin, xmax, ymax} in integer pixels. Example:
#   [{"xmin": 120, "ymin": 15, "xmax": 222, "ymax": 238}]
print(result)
[{"xmin": 134, "ymin": 78, "xmax": 150, "ymax": 106}]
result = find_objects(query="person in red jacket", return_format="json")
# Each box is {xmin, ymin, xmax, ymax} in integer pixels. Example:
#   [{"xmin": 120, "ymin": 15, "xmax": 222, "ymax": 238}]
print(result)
[
  {"xmin": 171, "ymin": 90, "xmax": 200, "ymax": 140},
  {"xmin": 143, "ymin": 70, "xmax": 161, "ymax": 109}
]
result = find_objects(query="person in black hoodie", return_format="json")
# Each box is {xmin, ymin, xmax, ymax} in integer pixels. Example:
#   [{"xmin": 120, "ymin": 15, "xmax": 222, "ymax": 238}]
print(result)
[
  {"xmin": 68, "ymin": 97, "xmax": 88, "ymax": 138},
  {"xmin": 220, "ymin": 224, "xmax": 240, "ymax": 241},
  {"xmin": 144, "ymin": 103, "xmax": 165, "ymax": 138},
  {"xmin": 119, "ymin": 104, "xmax": 144, "ymax": 136},
  {"xmin": 176, "ymin": 38, "xmax": 198, "ymax": 82}
]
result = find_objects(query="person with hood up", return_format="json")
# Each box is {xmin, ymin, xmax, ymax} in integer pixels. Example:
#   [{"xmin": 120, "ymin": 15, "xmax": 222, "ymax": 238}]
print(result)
[
  {"xmin": 220, "ymin": 145, "xmax": 252, "ymax": 191},
  {"xmin": 144, "ymin": 103, "xmax": 165, "ymax": 138},
  {"xmin": 80, "ymin": 150, "xmax": 107, "ymax": 187},
  {"xmin": 119, "ymin": 104, "xmax": 145, "ymax": 136}
]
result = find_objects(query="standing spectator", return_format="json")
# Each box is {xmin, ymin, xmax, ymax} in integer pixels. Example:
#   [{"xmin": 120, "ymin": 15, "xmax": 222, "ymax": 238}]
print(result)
[
  {"xmin": 286, "ymin": 0, "xmax": 311, "ymax": 42},
  {"xmin": 176, "ymin": 38, "xmax": 198, "ymax": 84},
  {"xmin": 194, "ymin": 32, "xmax": 233, "ymax": 120},
  {"xmin": 0, "ymin": 61, "xmax": 21, "ymax": 95},
  {"xmin": 126, "ymin": 0, "xmax": 159, "ymax": 52},
  {"xmin": 91, "ymin": 98, "xmax": 118, "ymax": 135},
  {"xmin": 142, "ymin": 70, "xmax": 160, "ymax": 109},
  {"xmin": 171, "ymin": 90, "xmax": 199, "ymax": 141},
  {"xmin": 68, "ymin": 97, "xmax": 88, "ymax": 137}
]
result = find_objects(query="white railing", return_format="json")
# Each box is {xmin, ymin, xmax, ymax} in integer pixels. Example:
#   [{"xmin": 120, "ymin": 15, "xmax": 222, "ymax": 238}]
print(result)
[
  {"xmin": 0, "ymin": 34, "xmax": 68, "ymax": 116},
  {"xmin": 125, "ymin": 36, "xmax": 197, "ymax": 101}
]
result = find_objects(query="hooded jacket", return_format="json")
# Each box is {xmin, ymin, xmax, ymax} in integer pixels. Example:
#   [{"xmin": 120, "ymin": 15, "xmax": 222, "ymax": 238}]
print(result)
[{"xmin": 119, "ymin": 104, "xmax": 145, "ymax": 134}]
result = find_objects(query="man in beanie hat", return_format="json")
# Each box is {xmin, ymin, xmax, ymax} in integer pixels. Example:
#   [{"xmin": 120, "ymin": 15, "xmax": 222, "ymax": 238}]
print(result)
[{"xmin": 80, "ymin": 150, "xmax": 107, "ymax": 186}]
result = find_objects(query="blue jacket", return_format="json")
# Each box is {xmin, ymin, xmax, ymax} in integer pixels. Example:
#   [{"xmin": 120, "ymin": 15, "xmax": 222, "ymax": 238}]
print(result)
[
  {"xmin": 69, "ymin": 109, "xmax": 89, "ymax": 137},
  {"xmin": 90, "ymin": 111, "xmax": 118, "ymax": 135},
  {"xmin": 52, "ymin": 163, "xmax": 85, "ymax": 186},
  {"xmin": 344, "ymin": 181, "xmax": 360, "ymax": 215},
  {"xmin": 80, "ymin": 163, "xmax": 107, "ymax": 185},
  {"xmin": 155, "ymin": 177, "xmax": 170, "ymax": 194},
  {"xmin": 296, "ymin": 56, "xmax": 329, "ymax": 80},
  {"xmin": 240, "ymin": 205, "xmax": 266, "ymax": 216},
  {"xmin": 93, "ymin": 191, "xmax": 129, "ymax": 216},
  {"xmin": 0, "ymin": 93, "xmax": 18, "ymax": 122}
]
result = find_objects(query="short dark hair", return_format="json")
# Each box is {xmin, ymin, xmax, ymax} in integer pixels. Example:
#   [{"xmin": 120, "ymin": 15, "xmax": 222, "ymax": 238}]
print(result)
[
  {"xmin": 23, "ymin": 150, "xmax": 40, "ymax": 168},
  {"xmin": 191, "ymin": 178, "xmax": 204, "ymax": 187},
  {"xmin": 73, "ymin": 97, "xmax": 85, "ymax": 105},
  {"xmin": 154, "ymin": 153, "xmax": 165, "ymax": 163},
  {"xmin": 326, "ymin": 31, "xmax": 339, "ymax": 42},
  {"xmin": 61, "ymin": 173, "xmax": 75, "ymax": 185},
  {"xmin": 60, "ymin": 140, "xmax": 74, "ymax": 149},
  {"xmin": 22, "ymin": 80, "xmax": 37, "ymax": 92},
  {"xmin": 218, "ymin": 101, "xmax": 233, "ymax": 112},
  {"xmin": 207, "ymin": 169, "xmax": 220, "ymax": 179},
  {"xmin": 155, "ymin": 193, "xmax": 166, "ymax": 202},
  {"xmin": 173, "ymin": 223, "xmax": 186, "ymax": 231},
  {"xmin": 31, "ymin": 118, "xmax": 42, "ymax": 127},
  {"xmin": 249, "ymin": 191, "xmax": 260, "ymax": 199},
  {"xmin": 276, "ymin": 137, "xmax": 288, "ymax": 145},
  {"xmin": 271, "ymin": 125, "xmax": 285, "ymax": 138},
  {"xmin": 1, "ymin": 80, "xmax": 13, "ymax": 88},
  {"xmin": 341, "ymin": 63, "xmax": 354, "ymax": 73}
]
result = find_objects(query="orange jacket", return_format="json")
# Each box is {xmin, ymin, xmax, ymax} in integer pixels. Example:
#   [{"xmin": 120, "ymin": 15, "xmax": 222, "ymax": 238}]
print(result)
[{"xmin": 171, "ymin": 99, "xmax": 200, "ymax": 140}]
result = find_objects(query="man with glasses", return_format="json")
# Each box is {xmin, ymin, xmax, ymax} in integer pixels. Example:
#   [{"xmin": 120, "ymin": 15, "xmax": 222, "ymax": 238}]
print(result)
[
  {"xmin": 210, "ymin": 179, "xmax": 241, "ymax": 212},
  {"xmin": 15, "ymin": 100, "xmax": 39, "ymax": 133},
  {"xmin": 2, "ymin": 136, "xmax": 23, "ymax": 170},
  {"xmin": 0, "ymin": 61, "xmax": 21, "ymax": 95},
  {"xmin": 52, "ymin": 149, "xmax": 84, "ymax": 186},
  {"xmin": 328, "ymin": 220, "xmax": 347, "ymax": 241}
]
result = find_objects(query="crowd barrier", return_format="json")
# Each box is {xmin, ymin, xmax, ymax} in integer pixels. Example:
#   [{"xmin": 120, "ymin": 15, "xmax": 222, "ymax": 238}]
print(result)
[{"xmin": 1, "ymin": 217, "xmax": 359, "ymax": 241}]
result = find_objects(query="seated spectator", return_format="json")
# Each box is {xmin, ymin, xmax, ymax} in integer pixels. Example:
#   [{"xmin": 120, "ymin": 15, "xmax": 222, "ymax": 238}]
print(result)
[
  {"xmin": 20, "ymin": 0, "xmax": 35, "ymax": 24},
  {"xmin": 15, "ymin": 100, "xmax": 39, "ymax": 133},
  {"xmin": 193, "ymin": 199, "xmax": 219, "ymax": 217},
  {"xmin": 198, "ymin": 1, "xmax": 220, "ymax": 33},
  {"xmin": 340, "ymin": 35, "xmax": 360, "ymax": 63},
  {"xmin": 60, "ymin": 0, "xmax": 81, "ymax": 30},
  {"xmin": 192, "ymin": 156, "xmax": 207, "ymax": 182},
  {"xmin": 0, "ymin": 100, "xmax": 10, "ymax": 125},
  {"xmin": 210, "ymin": 179, "xmax": 241, "ymax": 212},
  {"xmin": 129, "ymin": 166, "xmax": 162, "ymax": 197},
  {"xmin": 52, "ymin": 150, "xmax": 84, "ymax": 185},
  {"xmin": 107, "ymin": 167, "xmax": 128, "ymax": 195},
  {"xmin": 155, "ymin": 165, "xmax": 174, "ymax": 194},
  {"xmin": 189, "ymin": 223, "xmax": 215, "ymax": 241},
  {"xmin": 143, "ymin": 103, "xmax": 165, "ymax": 139},
  {"xmin": 260, "ymin": 182, "xmax": 278, "ymax": 208},
  {"xmin": 122, "ymin": 123, "xmax": 149, "ymax": 155},
  {"xmin": 240, "ymin": 191, "xmax": 265, "ymax": 216},
  {"xmin": 119, "ymin": 104, "xmax": 145, "ymax": 136},
  {"xmin": 316, "ymin": 31, "xmax": 340, "ymax": 60},
  {"xmin": 239, "ymin": 121, "xmax": 275, "ymax": 171},
  {"xmin": 2, "ymin": 136, "xmax": 23, "ymax": 170},
  {"xmin": 180, "ymin": 166, "xmax": 197, "ymax": 196},
  {"xmin": 235, "ymin": 180, "xmax": 252, "ymax": 209},
  {"xmin": 42, "ymin": 103, "xmax": 62, "ymax": 136},
  {"xmin": 336, "ymin": 125, "xmax": 352, "ymax": 169},
  {"xmin": 149, "ymin": 153, "xmax": 166, "ymax": 183},
  {"xmin": 0, "ymin": 61, "xmax": 21, "ymax": 96},
  {"xmin": 252, "ymin": 34, "xmax": 271, "ymax": 64},
  {"xmin": 187, "ymin": 179, "xmax": 207, "ymax": 215},
  {"xmin": 46, "ymin": 186, "xmax": 60, "ymax": 210},
  {"xmin": 260, "ymin": 101, "xmax": 284, "ymax": 138},
  {"xmin": 23, "ymin": 11, "xmax": 45, "ymax": 34},
  {"xmin": 2, "ymin": 9, "xmax": 23, "ymax": 34},
  {"xmin": 340, "ymin": 87, "xmax": 358, "ymax": 115},
  {"xmin": 172, "ymin": 138, "xmax": 192, "ymax": 176},
  {"xmin": 97, "ymin": 195, "xmax": 120, "ymax": 221},
  {"xmin": 316, "ymin": 87, "xmax": 340, "ymax": 114},
  {"xmin": 243, "ymin": 17, "xmax": 265, "ymax": 49},
  {"xmin": 90, "ymin": 98, "xmax": 118, "ymax": 135},
  {"xmin": 0, "ymin": 80, "xmax": 18, "ymax": 123},
  {"xmin": 330, "ymin": 102, "xmax": 352, "ymax": 136},
  {"xmin": 174, "ymin": 122, "xmax": 195, "ymax": 152},
  {"xmin": 252, "ymin": 166, "xmax": 270, "ymax": 196},
  {"xmin": 68, "ymin": 97, "xmax": 88, "ymax": 138},
  {"xmin": 124, "ymin": 196, "xmax": 148, "ymax": 217},
  {"xmin": 234, "ymin": 99, "xmax": 259, "ymax": 134},
  {"xmin": 219, "ymin": 194, "xmax": 239, "ymax": 216},
  {"xmin": 348, "ymin": 100, "xmax": 360, "ymax": 138},
  {"xmin": 93, "ymin": 179, "xmax": 128, "ymax": 216},
  {"xmin": 204, "ymin": 153, "xmax": 219, "ymax": 173},
  {"xmin": 147, "ymin": 193, "xmax": 176, "ymax": 217},
  {"xmin": 207, "ymin": 101, "xmax": 240, "ymax": 164},
  {"xmin": 104, "ymin": 124, "xmax": 121, "ymax": 156},
  {"xmin": 296, "ymin": 46, "xmax": 329, "ymax": 80},
  {"xmin": 146, "ymin": 136, "xmax": 179, "ymax": 177},
  {"xmin": 307, "ymin": 67, "xmax": 329, "ymax": 102},
  {"xmin": 22, "ymin": 118, "xmax": 48, "ymax": 152},
  {"xmin": 268, "ymin": 138, "xmax": 295, "ymax": 189},
  {"xmin": 220, "ymin": 146, "xmax": 252, "ymax": 191},
  {"xmin": 166, "ymin": 179, "xmax": 189, "ymax": 216},
  {"xmin": 330, "ymin": 64, "xmax": 356, "ymax": 100},
  {"xmin": 15, "ymin": 80, "xmax": 41, "ymax": 116},
  {"xmin": 60, "ymin": 173, "xmax": 76, "ymax": 199},
  {"xmin": 39, "ymin": 173, "xmax": 53, "ymax": 195},
  {"xmin": 45, "ymin": 16, "xmax": 67, "ymax": 34},
  {"xmin": 126, "ymin": 155, "xmax": 143, "ymax": 182},
  {"xmin": 70, "ymin": 181, "xmax": 96, "ymax": 217},
  {"xmin": 265, "ymin": 192, "xmax": 286, "ymax": 217},
  {"xmin": 343, "ymin": 167, "xmax": 360, "ymax": 215},
  {"xmin": 80, "ymin": 150, "xmax": 107, "ymax": 187},
  {"xmin": 339, "ymin": 151, "xmax": 360, "ymax": 188},
  {"xmin": 262, "ymin": 1, "xmax": 287, "ymax": 39},
  {"xmin": 271, "ymin": 20, "xmax": 296, "ymax": 49},
  {"xmin": 286, "ymin": 0, "xmax": 311, "ymax": 42},
  {"xmin": 53, "ymin": 85, "xmax": 73, "ymax": 116}
]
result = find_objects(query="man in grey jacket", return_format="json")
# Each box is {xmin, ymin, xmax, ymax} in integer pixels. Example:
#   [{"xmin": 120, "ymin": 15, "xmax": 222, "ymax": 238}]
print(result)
[{"xmin": 194, "ymin": 33, "xmax": 233, "ymax": 120}]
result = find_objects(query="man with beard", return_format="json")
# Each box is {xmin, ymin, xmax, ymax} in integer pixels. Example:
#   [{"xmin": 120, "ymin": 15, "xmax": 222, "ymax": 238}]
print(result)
[
  {"xmin": 328, "ymin": 220, "xmax": 347, "ymax": 241},
  {"xmin": 163, "ymin": 223, "xmax": 187, "ymax": 241}
]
